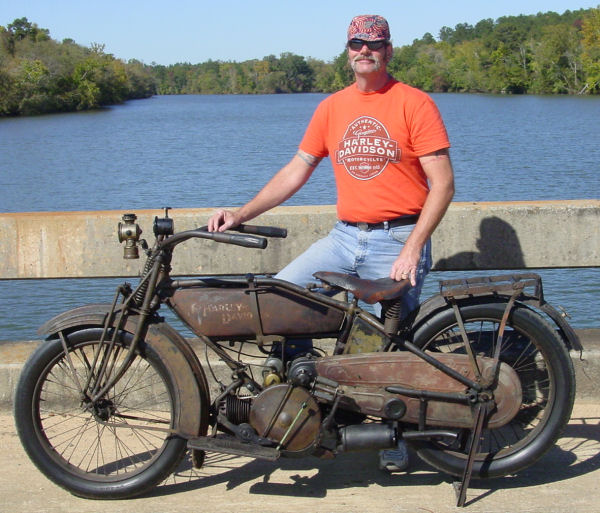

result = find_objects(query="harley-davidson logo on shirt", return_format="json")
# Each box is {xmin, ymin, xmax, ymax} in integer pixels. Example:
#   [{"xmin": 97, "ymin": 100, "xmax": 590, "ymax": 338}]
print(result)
[{"xmin": 336, "ymin": 116, "xmax": 401, "ymax": 180}]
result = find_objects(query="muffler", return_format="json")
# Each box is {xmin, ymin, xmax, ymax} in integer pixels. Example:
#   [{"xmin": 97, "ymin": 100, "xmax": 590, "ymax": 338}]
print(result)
[{"xmin": 338, "ymin": 423, "xmax": 396, "ymax": 452}]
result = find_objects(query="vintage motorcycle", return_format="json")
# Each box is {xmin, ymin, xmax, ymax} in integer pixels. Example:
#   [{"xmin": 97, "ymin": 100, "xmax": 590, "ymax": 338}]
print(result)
[{"xmin": 13, "ymin": 209, "xmax": 580, "ymax": 507}]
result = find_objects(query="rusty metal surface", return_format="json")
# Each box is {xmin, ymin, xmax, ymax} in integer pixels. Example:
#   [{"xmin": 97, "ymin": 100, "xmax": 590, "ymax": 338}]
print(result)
[
  {"xmin": 168, "ymin": 286, "xmax": 345, "ymax": 339},
  {"xmin": 249, "ymin": 384, "xmax": 321, "ymax": 452},
  {"xmin": 438, "ymin": 273, "xmax": 542, "ymax": 299},
  {"xmin": 315, "ymin": 353, "xmax": 522, "ymax": 429}
]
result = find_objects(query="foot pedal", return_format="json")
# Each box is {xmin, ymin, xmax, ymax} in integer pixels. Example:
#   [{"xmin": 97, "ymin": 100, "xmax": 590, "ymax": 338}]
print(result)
[{"xmin": 188, "ymin": 436, "xmax": 280, "ymax": 461}]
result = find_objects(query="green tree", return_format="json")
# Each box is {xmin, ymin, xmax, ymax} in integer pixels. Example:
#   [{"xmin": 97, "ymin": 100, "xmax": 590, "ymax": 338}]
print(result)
[
  {"xmin": 126, "ymin": 59, "xmax": 157, "ymax": 98},
  {"xmin": 257, "ymin": 70, "xmax": 287, "ymax": 93},
  {"xmin": 473, "ymin": 18, "xmax": 495, "ymax": 40},
  {"xmin": 387, "ymin": 43, "xmax": 418, "ymax": 81},
  {"xmin": 0, "ymin": 25, "xmax": 15, "ymax": 56},
  {"xmin": 403, "ymin": 45, "xmax": 450, "ymax": 92},
  {"xmin": 0, "ymin": 64, "xmax": 18, "ymax": 114},
  {"xmin": 71, "ymin": 57, "xmax": 101, "ymax": 109},
  {"xmin": 309, "ymin": 57, "xmax": 336, "ymax": 92},
  {"xmin": 330, "ymin": 50, "xmax": 353, "ymax": 90},
  {"xmin": 531, "ymin": 24, "xmax": 583, "ymax": 93},
  {"xmin": 7, "ymin": 17, "xmax": 49, "ymax": 42},
  {"xmin": 581, "ymin": 7, "xmax": 600, "ymax": 93},
  {"xmin": 488, "ymin": 42, "xmax": 530, "ymax": 93},
  {"xmin": 439, "ymin": 22, "xmax": 475, "ymax": 45},
  {"xmin": 277, "ymin": 52, "xmax": 315, "ymax": 92},
  {"xmin": 446, "ymin": 40, "xmax": 488, "ymax": 92}
]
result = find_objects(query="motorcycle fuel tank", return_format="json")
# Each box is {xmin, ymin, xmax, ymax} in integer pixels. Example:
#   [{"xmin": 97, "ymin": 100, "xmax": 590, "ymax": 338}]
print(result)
[{"xmin": 167, "ymin": 286, "xmax": 345, "ymax": 339}]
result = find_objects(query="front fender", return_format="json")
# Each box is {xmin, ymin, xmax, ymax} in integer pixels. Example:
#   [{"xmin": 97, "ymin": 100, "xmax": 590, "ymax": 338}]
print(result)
[
  {"xmin": 38, "ymin": 303, "xmax": 115, "ymax": 337},
  {"xmin": 39, "ymin": 304, "xmax": 209, "ymax": 438}
]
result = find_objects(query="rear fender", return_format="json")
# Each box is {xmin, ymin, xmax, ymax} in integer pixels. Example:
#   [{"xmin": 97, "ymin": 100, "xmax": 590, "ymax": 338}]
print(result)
[
  {"xmin": 39, "ymin": 304, "xmax": 209, "ymax": 438},
  {"xmin": 406, "ymin": 294, "xmax": 582, "ymax": 351}
]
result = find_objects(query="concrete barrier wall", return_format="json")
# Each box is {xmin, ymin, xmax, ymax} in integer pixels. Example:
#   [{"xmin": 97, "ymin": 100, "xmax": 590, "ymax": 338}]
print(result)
[{"xmin": 1, "ymin": 200, "xmax": 599, "ymax": 279}]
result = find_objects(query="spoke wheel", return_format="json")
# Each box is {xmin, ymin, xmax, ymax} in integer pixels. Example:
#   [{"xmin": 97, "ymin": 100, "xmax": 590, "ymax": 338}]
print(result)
[
  {"xmin": 14, "ymin": 328, "xmax": 187, "ymax": 498},
  {"xmin": 410, "ymin": 302, "xmax": 575, "ymax": 478}
]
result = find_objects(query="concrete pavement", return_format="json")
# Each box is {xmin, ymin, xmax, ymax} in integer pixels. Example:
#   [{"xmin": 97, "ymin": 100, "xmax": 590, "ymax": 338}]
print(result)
[{"xmin": 2, "ymin": 402, "xmax": 600, "ymax": 513}]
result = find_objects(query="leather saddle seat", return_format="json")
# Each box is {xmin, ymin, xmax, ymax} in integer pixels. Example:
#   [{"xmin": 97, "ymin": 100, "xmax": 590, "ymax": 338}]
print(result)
[{"xmin": 313, "ymin": 271, "xmax": 411, "ymax": 305}]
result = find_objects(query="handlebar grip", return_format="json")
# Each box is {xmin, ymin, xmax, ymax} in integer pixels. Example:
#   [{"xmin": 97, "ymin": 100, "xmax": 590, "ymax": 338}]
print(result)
[
  {"xmin": 210, "ymin": 232, "xmax": 268, "ymax": 249},
  {"xmin": 235, "ymin": 224, "xmax": 288, "ymax": 238}
]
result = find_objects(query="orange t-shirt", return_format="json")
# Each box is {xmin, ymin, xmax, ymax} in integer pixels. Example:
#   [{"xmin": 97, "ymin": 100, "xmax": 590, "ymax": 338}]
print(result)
[{"xmin": 299, "ymin": 80, "xmax": 450, "ymax": 223}]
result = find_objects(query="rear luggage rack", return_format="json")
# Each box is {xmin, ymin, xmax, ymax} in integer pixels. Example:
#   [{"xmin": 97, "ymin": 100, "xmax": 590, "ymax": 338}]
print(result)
[
  {"xmin": 439, "ymin": 273, "xmax": 544, "ymax": 302},
  {"xmin": 437, "ymin": 272, "xmax": 581, "ymax": 352}
]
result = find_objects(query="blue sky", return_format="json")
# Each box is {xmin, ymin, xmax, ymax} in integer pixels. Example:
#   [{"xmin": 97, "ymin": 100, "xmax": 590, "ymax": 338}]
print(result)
[{"xmin": 2, "ymin": 1, "xmax": 598, "ymax": 65}]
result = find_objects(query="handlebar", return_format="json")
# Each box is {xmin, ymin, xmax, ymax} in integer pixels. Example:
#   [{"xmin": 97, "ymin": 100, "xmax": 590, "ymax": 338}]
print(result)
[
  {"xmin": 159, "ymin": 227, "xmax": 268, "ymax": 250},
  {"xmin": 119, "ymin": 213, "xmax": 286, "ymax": 258},
  {"xmin": 233, "ymin": 224, "xmax": 287, "ymax": 239},
  {"xmin": 208, "ymin": 230, "xmax": 268, "ymax": 249},
  {"xmin": 193, "ymin": 222, "xmax": 287, "ymax": 249}
]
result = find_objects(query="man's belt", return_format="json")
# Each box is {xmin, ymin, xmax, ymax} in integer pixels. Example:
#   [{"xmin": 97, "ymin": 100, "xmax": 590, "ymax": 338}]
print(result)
[{"xmin": 342, "ymin": 215, "xmax": 420, "ymax": 231}]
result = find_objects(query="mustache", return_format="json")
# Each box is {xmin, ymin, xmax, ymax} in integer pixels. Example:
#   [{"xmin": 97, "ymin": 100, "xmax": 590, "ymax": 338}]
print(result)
[{"xmin": 352, "ymin": 55, "xmax": 377, "ymax": 64}]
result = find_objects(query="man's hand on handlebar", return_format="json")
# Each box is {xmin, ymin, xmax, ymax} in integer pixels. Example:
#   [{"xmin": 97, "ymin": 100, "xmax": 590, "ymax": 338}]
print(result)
[{"xmin": 208, "ymin": 209, "xmax": 241, "ymax": 232}]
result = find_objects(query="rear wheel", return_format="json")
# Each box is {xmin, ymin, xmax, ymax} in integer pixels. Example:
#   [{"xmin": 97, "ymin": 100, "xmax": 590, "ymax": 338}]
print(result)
[
  {"xmin": 410, "ymin": 302, "xmax": 575, "ymax": 478},
  {"xmin": 14, "ymin": 328, "xmax": 187, "ymax": 498}
]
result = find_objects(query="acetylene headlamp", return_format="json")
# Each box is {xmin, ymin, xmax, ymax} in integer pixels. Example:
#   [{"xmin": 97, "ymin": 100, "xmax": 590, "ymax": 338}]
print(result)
[{"xmin": 117, "ymin": 213, "xmax": 143, "ymax": 259}]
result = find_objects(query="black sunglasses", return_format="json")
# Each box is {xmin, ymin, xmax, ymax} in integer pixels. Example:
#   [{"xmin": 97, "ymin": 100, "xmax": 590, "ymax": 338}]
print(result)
[{"xmin": 347, "ymin": 39, "xmax": 388, "ymax": 51}]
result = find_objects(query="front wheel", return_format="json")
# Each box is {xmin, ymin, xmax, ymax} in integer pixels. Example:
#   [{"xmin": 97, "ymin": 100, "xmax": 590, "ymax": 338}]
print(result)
[
  {"xmin": 14, "ymin": 328, "xmax": 187, "ymax": 499},
  {"xmin": 410, "ymin": 302, "xmax": 575, "ymax": 479}
]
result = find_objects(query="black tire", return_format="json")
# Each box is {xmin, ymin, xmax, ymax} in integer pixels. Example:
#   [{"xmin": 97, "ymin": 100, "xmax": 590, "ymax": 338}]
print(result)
[
  {"xmin": 410, "ymin": 301, "xmax": 575, "ymax": 479},
  {"xmin": 14, "ymin": 328, "xmax": 187, "ymax": 499}
]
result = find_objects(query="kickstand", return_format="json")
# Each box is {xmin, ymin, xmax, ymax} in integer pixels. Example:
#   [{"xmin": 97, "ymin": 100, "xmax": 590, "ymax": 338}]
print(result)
[{"xmin": 453, "ymin": 401, "xmax": 490, "ymax": 507}]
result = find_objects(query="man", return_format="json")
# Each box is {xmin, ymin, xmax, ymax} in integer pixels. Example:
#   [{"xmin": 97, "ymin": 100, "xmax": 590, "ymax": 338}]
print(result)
[
  {"xmin": 209, "ymin": 14, "xmax": 454, "ymax": 471},
  {"xmin": 209, "ymin": 13, "xmax": 453, "ymax": 314}
]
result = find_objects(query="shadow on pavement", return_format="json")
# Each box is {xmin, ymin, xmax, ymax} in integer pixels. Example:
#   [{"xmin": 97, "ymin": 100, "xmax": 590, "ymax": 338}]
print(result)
[{"xmin": 149, "ymin": 415, "xmax": 600, "ymax": 506}]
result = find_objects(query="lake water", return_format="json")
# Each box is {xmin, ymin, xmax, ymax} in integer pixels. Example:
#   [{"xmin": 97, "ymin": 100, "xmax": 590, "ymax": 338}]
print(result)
[{"xmin": 0, "ymin": 93, "xmax": 599, "ymax": 339}]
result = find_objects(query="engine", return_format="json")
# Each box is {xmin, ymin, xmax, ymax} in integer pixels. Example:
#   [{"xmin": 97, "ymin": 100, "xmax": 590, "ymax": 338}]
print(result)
[
  {"xmin": 218, "ymin": 348, "xmax": 522, "ymax": 459},
  {"xmin": 219, "ymin": 355, "xmax": 400, "ymax": 456},
  {"xmin": 249, "ymin": 383, "xmax": 322, "ymax": 454}
]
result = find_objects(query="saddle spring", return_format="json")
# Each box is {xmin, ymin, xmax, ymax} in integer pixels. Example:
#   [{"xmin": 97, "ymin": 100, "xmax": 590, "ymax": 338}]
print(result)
[{"xmin": 381, "ymin": 298, "xmax": 403, "ymax": 336}]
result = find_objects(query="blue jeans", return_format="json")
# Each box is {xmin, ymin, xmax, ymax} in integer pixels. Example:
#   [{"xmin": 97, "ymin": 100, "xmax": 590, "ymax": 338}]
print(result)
[{"xmin": 274, "ymin": 221, "xmax": 432, "ymax": 356}]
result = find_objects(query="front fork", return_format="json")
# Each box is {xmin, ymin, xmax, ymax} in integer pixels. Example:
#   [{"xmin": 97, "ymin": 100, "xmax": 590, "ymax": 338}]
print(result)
[{"xmin": 60, "ymin": 252, "xmax": 165, "ymax": 408}]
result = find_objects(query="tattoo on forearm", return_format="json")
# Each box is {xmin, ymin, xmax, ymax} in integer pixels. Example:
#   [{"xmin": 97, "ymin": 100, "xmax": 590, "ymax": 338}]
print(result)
[
  {"xmin": 423, "ymin": 149, "xmax": 450, "ymax": 162},
  {"xmin": 297, "ymin": 151, "xmax": 322, "ymax": 168}
]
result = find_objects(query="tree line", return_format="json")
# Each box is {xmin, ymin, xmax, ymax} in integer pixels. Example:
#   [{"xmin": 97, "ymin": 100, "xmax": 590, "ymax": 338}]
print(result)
[
  {"xmin": 152, "ymin": 7, "xmax": 600, "ymax": 96},
  {"xmin": 0, "ymin": 17, "xmax": 156, "ymax": 116},
  {"xmin": 1, "ymin": 8, "xmax": 599, "ymax": 116}
]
